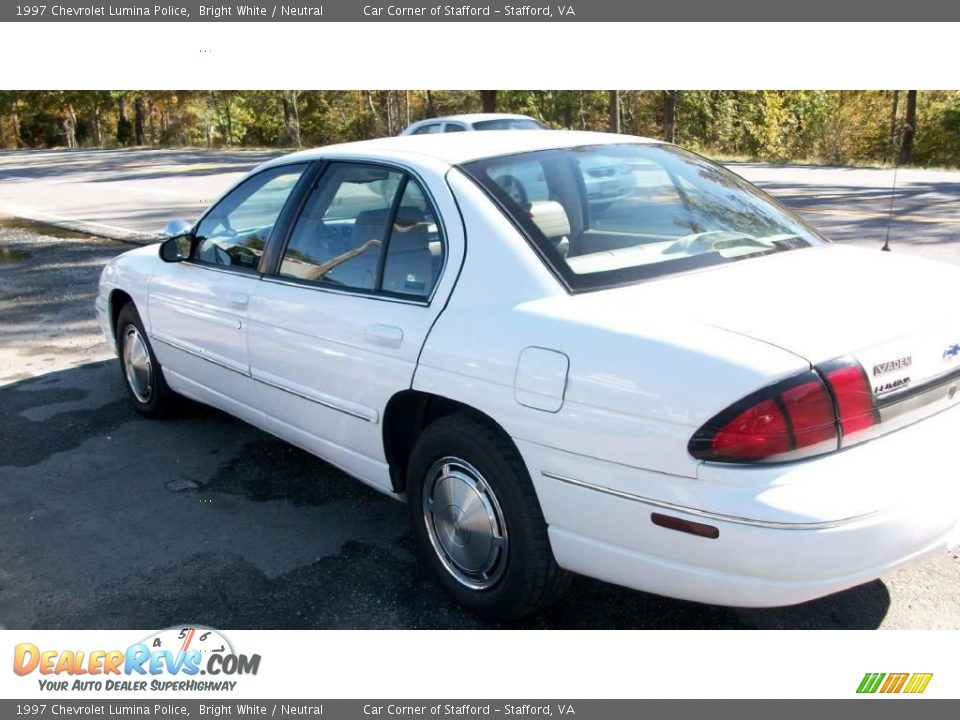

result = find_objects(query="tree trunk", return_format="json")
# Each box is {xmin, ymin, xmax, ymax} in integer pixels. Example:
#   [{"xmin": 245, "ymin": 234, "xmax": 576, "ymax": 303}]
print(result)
[
  {"xmin": 134, "ymin": 95, "xmax": 146, "ymax": 145},
  {"xmin": 425, "ymin": 90, "xmax": 436, "ymax": 119},
  {"xmin": 889, "ymin": 90, "xmax": 900, "ymax": 154},
  {"xmin": 92, "ymin": 106, "xmax": 103, "ymax": 147},
  {"xmin": 281, "ymin": 90, "xmax": 301, "ymax": 146},
  {"xmin": 11, "ymin": 112, "xmax": 22, "ymax": 147},
  {"xmin": 380, "ymin": 90, "xmax": 402, "ymax": 136},
  {"xmin": 480, "ymin": 90, "xmax": 497, "ymax": 113},
  {"xmin": 224, "ymin": 95, "xmax": 233, "ymax": 146},
  {"xmin": 365, "ymin": 90, "xmax": 381, "ymax": 135},
  {"xmin": 662, "ymin": 90, "xmax": 678, "ymax": 143},
  {"xmin": 147, "ymin": 97, "xmax": 155, "ymax": 144},
  {"xmin": 62, "ymin": 104, "xmax": 77, "ymax": 149},
  {"xmin": 898, "ymin": 90, "xmax": 917, "ymax": 165},
  {"xmin": 117, "ymin": 95, "xmax": 132, "ymax": 145},
  {"xmin": 608, "ymin": 90, "xmax": 620, "ymax": 133}
]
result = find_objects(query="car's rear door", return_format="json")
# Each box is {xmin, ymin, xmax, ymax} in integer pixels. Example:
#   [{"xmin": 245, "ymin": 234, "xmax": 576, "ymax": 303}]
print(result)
[
  {"xmin": 247, "ymin": 159, "xmax": 464, "ymax": 492},
  {"xmin": 148, "ymin": 163, "xmax": 309, "ymax": 423}
]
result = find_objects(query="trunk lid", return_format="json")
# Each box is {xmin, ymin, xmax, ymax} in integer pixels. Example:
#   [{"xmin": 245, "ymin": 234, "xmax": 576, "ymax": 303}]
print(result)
[{"xmin": 584, "ymin": 244, "xmax": 960, "ymax": 427}]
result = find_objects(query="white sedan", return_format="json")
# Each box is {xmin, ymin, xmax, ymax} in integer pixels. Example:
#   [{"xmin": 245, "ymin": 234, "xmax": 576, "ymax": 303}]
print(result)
[{"xmin": 96, "ymin": 131, "xmax": 960, "ymax": 618}]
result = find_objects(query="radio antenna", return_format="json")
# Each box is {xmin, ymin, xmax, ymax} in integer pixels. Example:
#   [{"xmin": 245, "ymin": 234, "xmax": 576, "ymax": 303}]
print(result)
[{"xmin": 881, "ymin": 162, "xmax": 898, "ymax": 252}]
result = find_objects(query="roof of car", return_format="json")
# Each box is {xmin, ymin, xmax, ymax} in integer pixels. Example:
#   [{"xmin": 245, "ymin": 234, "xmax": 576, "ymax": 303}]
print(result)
[
  {"xmin": 411, "ymin": 113, "xmax": 539, "ymax": 124},
  {"xmin": 263, "ymin": 130, "xmax": 660, "ymax": 169}
]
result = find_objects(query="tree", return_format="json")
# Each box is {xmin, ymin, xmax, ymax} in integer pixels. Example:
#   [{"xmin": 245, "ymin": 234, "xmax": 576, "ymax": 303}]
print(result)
[
  {"xmin": 281, "ymin": 91, "xmax": 301, "ymax": 146},
  {"xmin": 889, "ymin": 90, "xmax": 900, "ymax": 154},
  {"xmin": 480, "ymin": 90, "xmax": 497, "ymax": 113},
  {"xmin": 116, "ymin": 93, "xmax": 133, "ymax": 145},
  {"xmin": 898, "ymin": 90, "xmax": 917, "ymax": 164},
  {"xmin": 608, "ymin": 90, "xmax": 620, "ymax": 133},
  {"xmin": 134, "ymin": 94, "xmax": 146, "ymax": 145},
  {"xmin": 662, "ymin": 91, "xmax": 678, "ymax": 142}
]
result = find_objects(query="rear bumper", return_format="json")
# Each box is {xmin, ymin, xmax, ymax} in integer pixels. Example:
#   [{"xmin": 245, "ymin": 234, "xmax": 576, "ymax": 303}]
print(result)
[{"xmin": 518, "ymin": 402, "xmax": 960, "ymax": 607}]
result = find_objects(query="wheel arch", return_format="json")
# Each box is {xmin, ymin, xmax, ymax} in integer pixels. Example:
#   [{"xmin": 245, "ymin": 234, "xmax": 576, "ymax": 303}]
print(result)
[
  {"xmin": 382, "ymin": 390, "xmax": 515, "ymax": 494},
  {"xmin": 108, "ymin": 288, "xmax": 135, "ymax": 343}
]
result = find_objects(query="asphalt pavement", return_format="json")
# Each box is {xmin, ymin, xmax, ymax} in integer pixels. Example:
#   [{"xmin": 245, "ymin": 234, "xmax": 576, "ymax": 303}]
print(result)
[{"xmin": 1, "ymin": 148, "xmax": 959, "ymax": 629}]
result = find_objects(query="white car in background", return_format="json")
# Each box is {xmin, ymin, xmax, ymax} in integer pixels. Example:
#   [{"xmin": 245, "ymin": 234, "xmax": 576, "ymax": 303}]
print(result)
[
  {"xmin": 96, "ymin": 130, "xmax": 960, "ymax": 619},
  {"xmin": 400, "ymin": 113, "xmax": 546, "ymax": 135},
  {"xmin": 401, "ymin": 114, "xmax": 634, "ymax": 208}
]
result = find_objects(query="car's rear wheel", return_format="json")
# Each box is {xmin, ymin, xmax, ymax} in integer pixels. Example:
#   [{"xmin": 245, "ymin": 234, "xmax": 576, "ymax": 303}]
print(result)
[
  {"xmin": 407, "ymin": 411, "xmax": 571, "ymax": 619},
  {"xmin": 116, "ymin": 302, "xmax": 177, "ymax": 417}
]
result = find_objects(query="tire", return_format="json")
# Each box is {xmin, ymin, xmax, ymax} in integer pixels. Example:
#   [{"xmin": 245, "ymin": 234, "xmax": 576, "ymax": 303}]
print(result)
[
  {"xmin": 407, "ymin": 411, "xmax": 571, "ymax": 619},
  {"xmin": 115, "ymin": 302, "xmax": 178, "ymax": 418}
]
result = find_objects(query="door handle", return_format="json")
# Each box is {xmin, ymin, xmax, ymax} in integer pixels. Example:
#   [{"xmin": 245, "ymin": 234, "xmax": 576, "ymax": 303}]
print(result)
[
  {"xmin": 227, "ymin": 291, "xmax": 250, "ymax": 308},
  {"xmin": 364, "ymin": 324, "xmax": 403, "ymax": 348}
]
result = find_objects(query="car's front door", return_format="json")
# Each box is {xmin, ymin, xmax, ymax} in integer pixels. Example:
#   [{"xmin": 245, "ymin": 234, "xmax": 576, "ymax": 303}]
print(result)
[
  {"xmin": 148, "ymin": 163, "xmax": 308, "ymax": 423},
  {"xmin": 247, "ymin": 160, "xmax": 463, "ymax": 491}
]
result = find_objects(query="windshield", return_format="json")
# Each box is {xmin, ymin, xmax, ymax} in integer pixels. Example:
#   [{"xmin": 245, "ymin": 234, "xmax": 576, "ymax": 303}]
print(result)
[
  {"xmin": 461, "ymin": 143, "xmax": 826, "ymax": 291},
  {"xmin": 472, "ymin": 118, "xmax": 545, "ymax": 130}
]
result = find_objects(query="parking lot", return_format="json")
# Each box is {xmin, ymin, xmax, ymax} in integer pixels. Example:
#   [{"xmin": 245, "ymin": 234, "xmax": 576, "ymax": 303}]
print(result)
[{"xmin": 1, "ymin": 149, "xmax": 959, "ymax": 629}]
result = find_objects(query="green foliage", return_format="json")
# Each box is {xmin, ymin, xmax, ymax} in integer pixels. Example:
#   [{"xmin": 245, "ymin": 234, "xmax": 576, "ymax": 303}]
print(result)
[{"xmin": 1, "ymin": 90, "xmax": 958, "ymax": 167}]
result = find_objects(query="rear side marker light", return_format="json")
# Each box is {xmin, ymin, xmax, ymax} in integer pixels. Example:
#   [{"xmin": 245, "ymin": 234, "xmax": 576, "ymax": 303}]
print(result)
[
  {"xmin": 689, "ymin": 358, "xmax": 878, "ymax": 464},
  {"xmin": 651, "ymin": 513, "xmax": 719, "ymax": 539}
]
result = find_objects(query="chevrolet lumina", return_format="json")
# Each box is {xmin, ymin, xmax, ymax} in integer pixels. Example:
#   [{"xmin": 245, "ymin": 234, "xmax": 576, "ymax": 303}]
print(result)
[{"xmin": 96, "ymin": 131, "xmax": 960, "ymax": 618}]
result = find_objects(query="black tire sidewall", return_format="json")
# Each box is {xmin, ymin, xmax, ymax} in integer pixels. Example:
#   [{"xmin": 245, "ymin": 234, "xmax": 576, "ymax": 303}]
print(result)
[
  {"xmin": 116, "ymin": 303, "xmax": 168, "ymax": 416},
  {"xmin": 407, "ymin": 414, "xmax": 550, "ymax": 618}
]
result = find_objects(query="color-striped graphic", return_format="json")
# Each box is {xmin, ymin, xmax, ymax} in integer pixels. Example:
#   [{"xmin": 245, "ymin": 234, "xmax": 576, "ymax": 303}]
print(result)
[{"xmin": 857, "ymin": 672, "xmax": 933, "ymax": 694}]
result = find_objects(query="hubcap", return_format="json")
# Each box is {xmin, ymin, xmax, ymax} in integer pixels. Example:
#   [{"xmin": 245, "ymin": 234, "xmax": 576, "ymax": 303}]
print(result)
[
  {"xmin": 422, "ymin": 457, "xmax": 508, "ymax": 590},
  {"xmin": 122, "ymin": 325, "xmax": 153, "ymax": 404}
]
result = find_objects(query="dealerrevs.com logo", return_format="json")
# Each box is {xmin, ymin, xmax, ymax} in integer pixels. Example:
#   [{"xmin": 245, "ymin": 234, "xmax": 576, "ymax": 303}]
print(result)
[{"xmin": 13, "ymin": 627, "xmax": 260, "ymax": 693}]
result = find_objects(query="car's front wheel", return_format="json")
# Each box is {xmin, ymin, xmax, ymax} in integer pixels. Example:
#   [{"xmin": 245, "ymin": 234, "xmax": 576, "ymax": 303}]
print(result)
[
  {"xmin": 116, "ymin": 302, "xmax": 177, "ymax": 417},
  {"xmin": 407, "ymin": 411, "xmax": 571, "ymax": 619}
]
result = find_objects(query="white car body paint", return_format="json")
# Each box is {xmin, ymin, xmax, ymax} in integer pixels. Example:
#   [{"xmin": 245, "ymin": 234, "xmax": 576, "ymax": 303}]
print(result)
[{"xmin": 97, "ymin": 131, "xmax": 960, "ymax": 608}]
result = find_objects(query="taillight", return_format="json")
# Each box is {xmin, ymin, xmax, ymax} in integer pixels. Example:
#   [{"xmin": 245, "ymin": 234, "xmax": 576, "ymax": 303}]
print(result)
[
  {"xmin": 690, "ymin": 358, "xmax": 878, "ymax": 464},
  {"xmin": 820, "ymin": 358, "xmax": 878, "ymax": 440}
]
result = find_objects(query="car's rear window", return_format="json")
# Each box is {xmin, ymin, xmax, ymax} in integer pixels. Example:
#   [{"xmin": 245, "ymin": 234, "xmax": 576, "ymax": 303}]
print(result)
[{"xmin": 461, "ymin": 143, "xmax": 826, "ymax": 292}]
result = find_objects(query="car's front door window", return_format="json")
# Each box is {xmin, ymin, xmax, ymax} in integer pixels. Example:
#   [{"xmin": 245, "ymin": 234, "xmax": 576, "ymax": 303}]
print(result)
[{"xmin": 193, "ymin": 164, "xmax": 307, "ymax": 271}]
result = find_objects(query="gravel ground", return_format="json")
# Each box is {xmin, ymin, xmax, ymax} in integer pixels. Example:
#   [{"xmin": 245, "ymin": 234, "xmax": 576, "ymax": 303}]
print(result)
[{"xmin": 1, "ymin": 219, "xmax": 959, "ymax": 630}]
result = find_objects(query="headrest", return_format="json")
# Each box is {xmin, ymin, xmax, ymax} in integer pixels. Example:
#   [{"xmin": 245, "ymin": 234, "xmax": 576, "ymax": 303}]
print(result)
[{"xmin": 528, "ymin": 200, "xmax": 571, "ymax": 239}]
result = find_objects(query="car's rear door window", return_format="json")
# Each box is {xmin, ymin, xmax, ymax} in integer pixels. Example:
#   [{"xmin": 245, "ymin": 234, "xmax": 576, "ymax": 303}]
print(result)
[
  {"xmin": 278, "ymin": 163, "xmax": 445, "ymax": 299},
  {"xmin": 381, "ymin": 180, "xmax": 444, "ymax": 298}
]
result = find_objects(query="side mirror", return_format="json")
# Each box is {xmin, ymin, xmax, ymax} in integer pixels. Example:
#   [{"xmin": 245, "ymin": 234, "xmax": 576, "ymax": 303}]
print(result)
[{"xmin": 159, "ymin": 234, "xmax": 193, "ymax": 263}]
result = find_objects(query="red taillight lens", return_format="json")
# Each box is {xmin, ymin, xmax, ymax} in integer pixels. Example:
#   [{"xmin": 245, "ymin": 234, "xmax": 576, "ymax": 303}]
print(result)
[
  {"xmin": 690, "ymin": 359, "xmax": 878, "ymax": 464},
  {"xmin": 821, "ymin": 360, "xmax": 877, "ymax": 439},
  {"xmin": 709, "ymin": 397, "xmax": 791, "ymax": 459},
  {"xmin": 781, "ymin": 379, "xmax": 839, "ymax": 448},
  {"xmin": 690, "ymin": 371, "xmax": 838, "ymax": 463}
]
